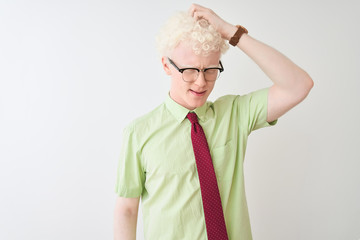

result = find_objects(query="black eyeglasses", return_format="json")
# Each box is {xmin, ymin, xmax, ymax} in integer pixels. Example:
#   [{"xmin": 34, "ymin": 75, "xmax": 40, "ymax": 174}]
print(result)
[{"xmin": 168, "ymin": 57, "xmax": 224, "ymax": 82}]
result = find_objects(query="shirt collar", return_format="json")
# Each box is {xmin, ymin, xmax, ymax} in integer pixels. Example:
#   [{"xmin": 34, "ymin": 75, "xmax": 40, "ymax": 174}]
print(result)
[
  {"xmin": 193, "ymin": 102, "xmax": 208, "ymax": 122},
  {"xmin": 164, "ymin": 93, "xmax": 210, "ymax": 124}
]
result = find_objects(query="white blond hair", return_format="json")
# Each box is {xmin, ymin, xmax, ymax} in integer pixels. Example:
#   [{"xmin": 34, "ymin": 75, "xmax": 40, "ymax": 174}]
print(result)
[{"xmin": 156, "ymin": 11, "xmax": 229, "ymax": 57}]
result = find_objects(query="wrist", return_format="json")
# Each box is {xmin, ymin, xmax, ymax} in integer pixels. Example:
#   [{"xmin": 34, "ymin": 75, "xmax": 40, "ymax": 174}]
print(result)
[
  {"xmin": 229, "ymin": 25, "xmax": 248, "ymax": 46},
  {"xmin": 225, "ymin": 25, "xmax": 238, "ymax": 41}
]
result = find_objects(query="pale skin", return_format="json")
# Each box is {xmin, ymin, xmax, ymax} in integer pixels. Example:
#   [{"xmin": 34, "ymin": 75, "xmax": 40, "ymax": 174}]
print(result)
[
  {"xmin": 114, "ymin": 197, "xmax": 139, "ymax": 240},
  {"xmin": 114, "ymin": 4, "xmax": 314, "ymax": 240}
]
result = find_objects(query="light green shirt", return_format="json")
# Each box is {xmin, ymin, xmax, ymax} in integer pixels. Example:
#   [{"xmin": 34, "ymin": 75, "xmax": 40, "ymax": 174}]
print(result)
[{"xmin": 116, "ymin": 88, "xmax": 277, "ymax": 240}]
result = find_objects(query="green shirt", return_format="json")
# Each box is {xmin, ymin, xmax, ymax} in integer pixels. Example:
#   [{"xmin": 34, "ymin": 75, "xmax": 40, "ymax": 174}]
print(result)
[{"xmin": 116, "ymin": 88, "xmax": 276, "ymax": 240}]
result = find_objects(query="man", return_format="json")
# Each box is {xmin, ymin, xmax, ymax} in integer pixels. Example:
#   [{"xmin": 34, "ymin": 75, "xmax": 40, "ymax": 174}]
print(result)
[{"xmin": 114, "ymin": 4, "xmax": 313, "ymax": 240}]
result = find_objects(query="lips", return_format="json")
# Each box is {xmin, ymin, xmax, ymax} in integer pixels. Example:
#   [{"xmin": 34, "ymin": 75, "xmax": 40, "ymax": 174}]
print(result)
[{"xmin": 190, "ymin": 89, "xmax": 206, "ymax": 96}]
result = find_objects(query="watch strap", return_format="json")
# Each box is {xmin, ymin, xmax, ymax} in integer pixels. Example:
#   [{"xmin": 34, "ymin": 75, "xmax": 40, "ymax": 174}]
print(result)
[{"xmin": 229, "ymin": 25, "xmax": 248, "ymax": 46}]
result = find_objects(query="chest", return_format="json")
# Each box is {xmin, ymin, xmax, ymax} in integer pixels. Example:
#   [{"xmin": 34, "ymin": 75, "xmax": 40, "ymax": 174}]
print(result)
[{"xmin": 141, "ymin": 119, "xmax": 239, "ymax": 181}]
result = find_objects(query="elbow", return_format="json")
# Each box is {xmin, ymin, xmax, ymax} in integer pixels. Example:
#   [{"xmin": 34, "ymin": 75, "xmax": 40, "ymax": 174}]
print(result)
[
  {"xmin": 296, "ymin": 72, "xmax": 313, "ymax": 101},
  {"xmin": 303, "ymin": 73, "xmax": 314, "ymax": 96},
  {"xmin": 114, "ymin": 197, "xmax": 140, "ymax": 218},
  {"xmin": 289, "ymin": 73, "xmax": 314, "ymax": 105}
]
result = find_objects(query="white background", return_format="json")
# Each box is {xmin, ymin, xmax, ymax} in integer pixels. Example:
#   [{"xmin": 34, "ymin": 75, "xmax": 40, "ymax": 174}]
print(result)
[{"xmin": 0, "ymin": 0, "xmax": 359, "ymax": 239}]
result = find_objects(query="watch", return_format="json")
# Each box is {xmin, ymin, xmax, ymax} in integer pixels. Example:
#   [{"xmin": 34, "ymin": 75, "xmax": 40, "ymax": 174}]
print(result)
[{"xmin": 229, "ymin": 25, "xmax": 248, "ymax": 46}]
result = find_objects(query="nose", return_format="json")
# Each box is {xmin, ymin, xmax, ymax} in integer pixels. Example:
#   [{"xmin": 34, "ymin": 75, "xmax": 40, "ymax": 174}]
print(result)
[{"xmin": 194, "ymin": 71, "xmax": 206, "ymax": 87}]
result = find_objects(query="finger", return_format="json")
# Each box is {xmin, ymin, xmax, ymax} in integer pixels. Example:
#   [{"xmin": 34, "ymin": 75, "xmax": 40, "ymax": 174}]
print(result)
[
  {"xmin": 188, "ymin": 3, "xmax": 198, "ymax": 17},
  {"xmin": 193, "ymin": 10, "xmax": 210, "ymax": 21},
  {"xmin": 193, "ymin": 11, "xmax": 202, "ymax": 20},
  {"xmin": 191, "ymin": 3, "xmax": 207, "ymax": 11},
  {"xmin": 188, "ymin": 3, "xmax": 207, "ymax": 17}
]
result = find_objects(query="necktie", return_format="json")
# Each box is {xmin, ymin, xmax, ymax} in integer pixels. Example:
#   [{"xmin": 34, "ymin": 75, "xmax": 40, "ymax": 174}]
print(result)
[{"xmin": 187, "ymin": 112, "xmax": 229, "ymax": 240}]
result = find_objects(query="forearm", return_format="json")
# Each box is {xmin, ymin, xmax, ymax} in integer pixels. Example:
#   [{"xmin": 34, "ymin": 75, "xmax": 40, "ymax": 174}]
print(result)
[
  {"xmin": 114, "ymin": 212, "xmax": 137, "ymax": 240},
  {"xmin": 235, "ymin": 31, "xmax": 313, "ymax": 94},
  {"xmin": 189, "ymin": 4, "xmax": 312, "ymax": 91},
  {"xmin": 114, "ymin": 197, "xmax": 139, "ymax": 240},
  {"xmin": 189, "ymin": 4, "xmax": 313, "ymax": 121}
]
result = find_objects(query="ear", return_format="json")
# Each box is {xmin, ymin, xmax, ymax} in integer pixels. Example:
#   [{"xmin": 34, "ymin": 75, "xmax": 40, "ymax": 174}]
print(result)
[{"xmin": 161, "ymin": 56, "xmax": 172, "ymax": 75}]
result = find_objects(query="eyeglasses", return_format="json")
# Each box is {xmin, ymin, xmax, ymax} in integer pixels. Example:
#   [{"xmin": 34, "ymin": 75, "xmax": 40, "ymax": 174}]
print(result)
[{"xmin": 168, "ymin": 57, "xmax": 224, "ymax": 82}]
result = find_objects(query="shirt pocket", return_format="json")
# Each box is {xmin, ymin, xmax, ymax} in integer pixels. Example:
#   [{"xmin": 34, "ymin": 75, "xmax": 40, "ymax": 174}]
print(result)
[{"xmin": 211, "ymin": 140, "xmax": 235, "ymax": 182}]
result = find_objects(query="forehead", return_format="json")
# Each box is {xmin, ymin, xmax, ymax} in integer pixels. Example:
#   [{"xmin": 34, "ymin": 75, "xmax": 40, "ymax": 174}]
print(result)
[{"xmin": 170, "ymin": 41, "xmax": 221, "ymax": 67}]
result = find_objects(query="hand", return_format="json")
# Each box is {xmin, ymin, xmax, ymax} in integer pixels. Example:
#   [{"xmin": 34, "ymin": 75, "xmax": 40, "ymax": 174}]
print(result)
[{"xmin": 188, "ymin": 4, "xmax": 237, "ymax": 40}]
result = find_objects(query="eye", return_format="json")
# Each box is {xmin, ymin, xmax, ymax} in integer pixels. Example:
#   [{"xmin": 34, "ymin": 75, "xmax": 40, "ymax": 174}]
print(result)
[
  {"xmin": 205, "ymin": 69, "xmax": 219, "ymax": 75},
  {"xmin": 183, "ymin": 69, "xmax": 199, "ymax": 74}
]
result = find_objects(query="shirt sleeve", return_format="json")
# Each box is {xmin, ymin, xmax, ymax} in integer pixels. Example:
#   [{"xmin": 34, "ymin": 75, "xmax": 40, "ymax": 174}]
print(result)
[
  {"xmin": 115, "ymin": 125, "xmax": 145, "ymax": 198},
  {"xmin": 236, "ymin": 88, "xmax": 277, "ymax": 134}
]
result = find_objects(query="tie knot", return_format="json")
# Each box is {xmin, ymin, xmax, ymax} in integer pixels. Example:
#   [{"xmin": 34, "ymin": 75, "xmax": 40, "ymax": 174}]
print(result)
[{"xmin": 187, "ymin": 112, "xmax": 198, "ymax": 124}]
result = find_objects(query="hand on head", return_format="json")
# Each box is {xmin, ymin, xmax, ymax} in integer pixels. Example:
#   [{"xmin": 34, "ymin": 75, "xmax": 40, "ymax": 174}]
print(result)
[{"xmin": 188, "ymin": 3, "xmax": 236, "ymax": 40}]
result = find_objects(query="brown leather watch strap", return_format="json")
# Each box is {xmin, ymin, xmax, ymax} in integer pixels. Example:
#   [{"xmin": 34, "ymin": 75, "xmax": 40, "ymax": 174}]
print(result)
[{"xmin": 229, "ymin": 25, "xmax": 248, "ymax": 46}]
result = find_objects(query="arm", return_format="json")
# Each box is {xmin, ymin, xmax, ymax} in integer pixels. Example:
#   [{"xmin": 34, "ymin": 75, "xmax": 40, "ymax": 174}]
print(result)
[
  {"xmin": 114, "ymin": 196, "xmax": 140, "ymax": 240},
  {"xmin": 234, "ymin": 34, "xmax": 313, "ymax": 122},
  {"xmin": 189, "ymin": 4, "xmax": 314, "ymax": 122}
]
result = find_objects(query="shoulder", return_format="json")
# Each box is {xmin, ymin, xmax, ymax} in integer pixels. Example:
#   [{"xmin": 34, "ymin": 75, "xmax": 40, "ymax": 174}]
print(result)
[
  {"xmin": 212, "ymin": 88, "xmax": 268, "ymax": 104},
  {"xmin": 210, "ymin": 94, "xmax": 242, "ymax": 110},
  {"xmin": 124, "ymin": 103, "xmax": 166, "ymax": 135},
  {"xmin": 213, "ymin": 94, "xmax": 239, "ymax": 105},
  {"xmin": 215, "ymin": 88, "xmax": 269, "ymax": 106},
  {"xmin": 209, "ymin": 89, "xmax": 270, "ymax": 123}
]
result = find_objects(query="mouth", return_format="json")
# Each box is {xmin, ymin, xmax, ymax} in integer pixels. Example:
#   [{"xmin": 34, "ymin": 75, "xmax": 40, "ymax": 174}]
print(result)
[{"xmin": 189, "ymin": 89, "xmax": 207, "ymax": 96}]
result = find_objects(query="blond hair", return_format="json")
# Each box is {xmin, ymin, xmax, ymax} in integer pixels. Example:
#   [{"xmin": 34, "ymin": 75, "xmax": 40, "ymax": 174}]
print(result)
[{"xmin": 156, "ymin": 11, "xmax": 229, "ymax": 57}]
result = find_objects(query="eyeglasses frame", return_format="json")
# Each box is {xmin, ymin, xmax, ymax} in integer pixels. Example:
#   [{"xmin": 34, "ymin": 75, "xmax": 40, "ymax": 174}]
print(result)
[{"xmin": 167, "ymin": 57, "xmax": 224, "ymax": 82}]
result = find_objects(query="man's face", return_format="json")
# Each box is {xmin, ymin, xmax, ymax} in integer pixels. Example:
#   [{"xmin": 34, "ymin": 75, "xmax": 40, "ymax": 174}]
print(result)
[{"xmin": 162, "ymin": 42, "xmax": 221, "ymax": 110}]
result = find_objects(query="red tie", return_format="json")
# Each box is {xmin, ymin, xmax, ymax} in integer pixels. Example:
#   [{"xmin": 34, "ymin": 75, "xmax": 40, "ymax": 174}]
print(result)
[{"xmin": 187, "ymin": 112, "xmax": 229, "ymax": 240}]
